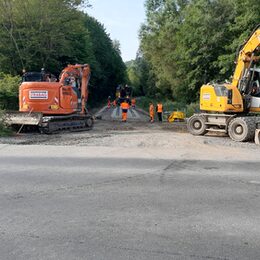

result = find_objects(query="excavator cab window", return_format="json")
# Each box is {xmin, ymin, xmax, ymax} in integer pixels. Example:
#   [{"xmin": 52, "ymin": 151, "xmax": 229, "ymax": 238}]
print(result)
[
  {"xmin": 64, "ymin": 77, "xmax": 71, "ymax": 86},
  {"xmin": 214, "ymin": 84, "xmax": 229, "ymax": 96},
  {"xmin": 22, "ymin": 72, "xmax": 44, "ymax": 82},
  {"xmin": 248, "ymin": 68, "xmax": 260, "ymax": 96},
  {"xmin": 22, "ymin": 71, "xmax": 57, "ymax": 82}
]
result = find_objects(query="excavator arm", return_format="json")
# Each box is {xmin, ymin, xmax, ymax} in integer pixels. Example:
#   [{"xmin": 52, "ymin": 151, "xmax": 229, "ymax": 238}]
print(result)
[
  {"xmin": 232, "ymin": 25, "xmax": 260, "ymax": 92},
  {"xmin": 59, "ymin": 64, "xmax": 91, "ymax": 114}
]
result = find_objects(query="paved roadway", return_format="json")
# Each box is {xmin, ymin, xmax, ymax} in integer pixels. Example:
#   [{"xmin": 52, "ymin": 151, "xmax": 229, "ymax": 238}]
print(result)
[
  {"xmin": 111, "ymin": 106, "xmax": 141, "ymax": 119},
  {"xmin": 96, "ymin": 105, "xmax": 148, "ymax": 121},
  {"xmin": 1, "ymin": 143, "xmax": 260, "ymax": 260}
]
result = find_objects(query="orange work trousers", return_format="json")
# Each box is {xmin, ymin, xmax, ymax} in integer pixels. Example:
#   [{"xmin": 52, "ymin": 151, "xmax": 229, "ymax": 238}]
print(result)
[
  {"xmin": 150, "ymin": 113, "xmax": 154, "ymax": 122},
  {"xmin": 122, "ymin": 111, "xmax": 128, "ymax": 121}
]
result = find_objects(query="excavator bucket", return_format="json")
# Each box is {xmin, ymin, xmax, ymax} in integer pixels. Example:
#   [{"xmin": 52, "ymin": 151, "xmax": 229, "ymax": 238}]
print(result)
[{"xmin": 3, "ymin": 111, "xmax": 43, "ymax": 126}]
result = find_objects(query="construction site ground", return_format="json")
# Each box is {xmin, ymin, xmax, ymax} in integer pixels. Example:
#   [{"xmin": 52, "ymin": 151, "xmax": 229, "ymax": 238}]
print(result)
[
  {"xmin": 1, "ymin": 106, "xmax": 260, "ymax": 260},
  {"xmin": 0, "ymin": 106, "xmax": 258, "ymax": 149}
]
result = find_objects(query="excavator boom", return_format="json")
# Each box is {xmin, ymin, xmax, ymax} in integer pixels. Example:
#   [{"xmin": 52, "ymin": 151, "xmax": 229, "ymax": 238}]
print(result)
[{"xmin": 232, "ymin": 25, "xmax": 260, "ymax": 91}]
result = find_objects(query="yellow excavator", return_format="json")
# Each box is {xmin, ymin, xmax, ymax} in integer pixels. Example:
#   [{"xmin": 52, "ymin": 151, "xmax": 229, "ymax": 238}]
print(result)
[{"xmin": 187, "ymin": 24, "xmax": 260, "ymax": 142}]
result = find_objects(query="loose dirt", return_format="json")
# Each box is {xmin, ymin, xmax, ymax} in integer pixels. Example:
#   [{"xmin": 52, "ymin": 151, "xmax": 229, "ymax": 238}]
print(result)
[{"xmin": 0, "ymin": 107, "xmax": 258, "ymax": 152}]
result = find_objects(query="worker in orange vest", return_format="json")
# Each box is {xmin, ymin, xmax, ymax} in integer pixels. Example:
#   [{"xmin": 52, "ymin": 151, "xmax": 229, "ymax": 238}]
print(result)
[
  {"xmin": 149, "ymin": 102, "xmax": 154, "ymax": 123},
  {"xmin": 107, "ymin": 96, "xmax": 111, "ymax": 108},
  {"xmin": 121, "ymin": 99, "xmax": 130, "ymax": 122},
  {"xmin": 131, "ymin": 98, "xmax": 136, "ymax": 108},
  {"xmin": 156, "ymin": 102, "xmax": 163, "ymax": 122}
]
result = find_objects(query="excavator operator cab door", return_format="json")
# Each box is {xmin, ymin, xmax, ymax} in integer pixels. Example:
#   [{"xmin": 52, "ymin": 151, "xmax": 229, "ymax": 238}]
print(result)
[
  {"xmin": 61, "ymin": 76, "xmax": 81, "ymax": 111},
  {"xmin": 249, "ymin": 68, "xmax": 260, "ymax": 95},
  {"xmin": 248, "ymin": 68, "xmax": 260, "ymax": 112}
]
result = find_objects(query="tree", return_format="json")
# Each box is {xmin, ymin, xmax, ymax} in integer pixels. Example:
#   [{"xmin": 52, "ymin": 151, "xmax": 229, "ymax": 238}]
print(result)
[
  {"xmin": 112, "ymin": 39, "xmax": 122, "ymax": 55},
  {"xmin": 83, "ymin": 15, "xmax": 127, "ymax": 103},
  {"xmin": 126, "ymin": 51, "xmax": 156, "ymax": 97},
  {"xmin": 140, "ymin": 0, "xmax": 185, "ymax": 100},
  {"xmin": 0, "ymin": 72, "xmax": 20, "ymax": 110},
  {"xmin": 0, "ymin": 0, "xmax": 127, "ymax": 106},
  {"xmin": 218, "ymin": 0, "xmax": 260, "ymax": 77},
  {"xmin": 0, "ymin": 0, "xmax": 92, "ymax": 75},
  {"xmin": 140, "ymin": 0, "xmax": 260, "ymax": 103}
]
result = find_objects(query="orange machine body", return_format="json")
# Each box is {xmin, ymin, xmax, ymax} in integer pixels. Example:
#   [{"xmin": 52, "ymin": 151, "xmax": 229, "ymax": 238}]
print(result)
[{"xmin": 19, "ymin": 64, "xmax": 90, "ymax": 116}]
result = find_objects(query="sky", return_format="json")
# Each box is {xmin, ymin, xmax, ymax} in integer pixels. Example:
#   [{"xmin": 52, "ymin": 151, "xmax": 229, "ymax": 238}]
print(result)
[{"xmin": 86, "ymin": 0, "xmax": 146, "ymax": 62}]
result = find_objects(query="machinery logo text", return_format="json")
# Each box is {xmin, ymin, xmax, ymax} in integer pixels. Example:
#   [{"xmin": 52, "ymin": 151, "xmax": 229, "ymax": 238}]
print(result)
[{"xmin": 29, "ymin": 90, "xmax": 48, "ymax": 100}]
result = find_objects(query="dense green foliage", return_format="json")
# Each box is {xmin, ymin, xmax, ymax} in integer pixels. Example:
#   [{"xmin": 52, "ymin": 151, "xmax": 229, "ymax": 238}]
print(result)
[
  {"xmin": 0, "ymin": 109, "xmax": 12, "ymax": 136},
  {"xmin": 136, "ymin": 0, "xmax": 260, "ymax": 104},
  {"xmin": 126, "ymin": 55, "xmax": 155, "ymax": 97},
  {"xmin": 1, "ymin": 0, "xmax": 259, "ymax": 113},
  {"xmin": 0, "ymin": 73, "xmax": 21, "ymax": 135},
  {"xmin": 83, "ymin": 16, "xmax": 127, "ymax": 103},
  {"xmin": 0, "ymin": 0, "xmax": 126, "ymax": 106},
  {"xmin": 0, "ymin": 73, "xmax": 20, "ymax": 110}
]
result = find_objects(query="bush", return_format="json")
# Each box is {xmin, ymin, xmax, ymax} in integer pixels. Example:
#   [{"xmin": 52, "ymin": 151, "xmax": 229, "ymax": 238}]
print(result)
[
  {"xmin": 185, "ymin": 102, "xmax": 200, "ymax": 117},
  {"xmin": 0, "ymin": 73, "xmax": 20, "ymax": 110},
  {"xmin": 135, "ymin": 96, "xmax": 151, "ymax": 113},
  {"xmin": 0, "ymin": 110, "xmax": 12, "ymax": 136}
]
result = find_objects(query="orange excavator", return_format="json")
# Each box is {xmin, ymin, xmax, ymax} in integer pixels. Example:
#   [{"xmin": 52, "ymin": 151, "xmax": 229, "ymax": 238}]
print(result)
[{"xmin": 4, "ymin": 64, "xmax": 94, "ymax": 133}]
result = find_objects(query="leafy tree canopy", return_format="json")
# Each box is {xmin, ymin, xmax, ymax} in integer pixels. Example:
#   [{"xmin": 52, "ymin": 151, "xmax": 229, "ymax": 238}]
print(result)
[
  {"xmin": 0, "ymin": 0, "xmax": 127, "ymax": 105},
  {"xmin": 138, "ymin": 0, "xmax": 260, "ymax": 103}
]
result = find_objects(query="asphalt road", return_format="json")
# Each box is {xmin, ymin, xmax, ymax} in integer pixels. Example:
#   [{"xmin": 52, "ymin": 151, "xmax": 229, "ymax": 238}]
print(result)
[
  {"xmin": 95, "ymin": 105, "xmax": 148, "ymax": 121},
  {"xmin": 1, "ymin": 143, "xmax": 260, "ymax": 260}
]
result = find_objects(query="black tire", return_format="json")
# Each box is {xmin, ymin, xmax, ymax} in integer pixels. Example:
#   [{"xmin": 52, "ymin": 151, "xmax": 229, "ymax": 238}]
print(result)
[
  {"xmin": 187, "ymin": 114, "xmax": 207, "ymax": 135},
  {"xmin": 228, "ymin": 117, "xmax": 256, "ymax": 142}
]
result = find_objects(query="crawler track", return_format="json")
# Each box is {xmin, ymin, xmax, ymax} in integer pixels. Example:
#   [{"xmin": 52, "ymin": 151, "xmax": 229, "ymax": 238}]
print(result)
[{"xmin": 39, "ymin": 114, "xmax": 94, "ymax": 134}]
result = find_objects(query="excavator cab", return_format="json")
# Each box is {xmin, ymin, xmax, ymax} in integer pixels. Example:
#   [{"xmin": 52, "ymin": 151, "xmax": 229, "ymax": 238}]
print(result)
[
  {"xmin": 248, "ymin": 68, "xmax": 260, "ymax": 96},
  {"xmin": 22, "ymin": 70, "xmax": 57, "ymax": 83},
  {"xmin": 22, "ymin": 72, "xmax": 44, "ymax": 82}
]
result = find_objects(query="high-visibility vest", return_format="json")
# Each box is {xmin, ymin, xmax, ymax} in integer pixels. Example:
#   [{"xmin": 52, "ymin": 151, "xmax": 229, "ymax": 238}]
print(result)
[
  {"xmin": 157, "ymin": 103, "xmax": 163, "ymax": 113},
  {"xmin": 121, "ymin": 102, "xmax": 129, "ymax": 110}
]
